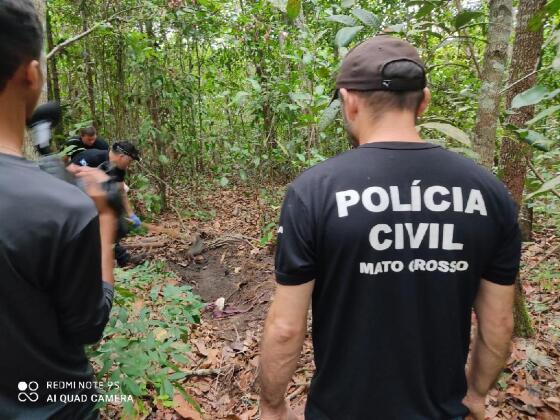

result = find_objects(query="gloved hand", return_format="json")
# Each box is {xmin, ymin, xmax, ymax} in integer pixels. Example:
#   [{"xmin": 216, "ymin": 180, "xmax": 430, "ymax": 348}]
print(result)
[{"xmin": 130, "ymin": 214, "xmax": 142, "ymax": 227}]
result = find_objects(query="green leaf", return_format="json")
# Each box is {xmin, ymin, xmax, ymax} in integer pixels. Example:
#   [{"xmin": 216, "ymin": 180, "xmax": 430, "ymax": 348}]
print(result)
[
  {"xmin": 158, "ymin": 155, "xmax": 170, "ymax": 165},
  {"xmin": 175, "ymin": 385, "xmax": 202, "ymax": 413},
  {"xmin": 454, "ymin": 11, "xmax": 483, "ymax": 29},
  {"xmin": 416, "ymin": 3, "xmax": 435, "ymax": 19},
  {"xmin": 123, "ymin": 377, "xmax": 143, "ymax": 397},
  {"xmin": 511, "ymin": 85, "xmax": 549, "ymax": 108},
  {"xmin": 162, "ymin": 379, "xmax": 174, "ymax": 399},
  {"xmin": 219, "ymin": 176, "xmax": 229, "ymax": 187},
  {"xmin": 341, "ymin": 0, "xmax": 356, "ymax": 8},
  {"xmin": 335, "ymin": 26, "xmax": 363, "ymax": 47},
  {"xmin": 419, "ymin": 122, "xmax": 471, "ymax": 146},
  {"xmin": 327, "ymin": 14, "xmax": 357, "ymax": 26},
  {"xmin": 286, "ymin": 0, "xmax": 301, "ymax": 20},
  {"xmin": 526, "ymin": 105, "xmax": 560, "ymax": 125},
  {"xmin": 516, "ymin": 129, "xmax": 553, "ymax": 152},
  {"xmin": 385, "ymin": 23, "xmax": 406, "ymax": 33},
  {"xmin": 319, "ymin": 99, "xmax": 340, "ymax": 131},
  {"xmin": 527, "ymin": 175, "xmax": 560, "ymax": 199},
  {"xmin": 351, "ymin": 8, "xmax": 380, "ymax": 29},
  {"xmin": 169, "ymin": 372, "xmax": 187, "ymax": 381}
]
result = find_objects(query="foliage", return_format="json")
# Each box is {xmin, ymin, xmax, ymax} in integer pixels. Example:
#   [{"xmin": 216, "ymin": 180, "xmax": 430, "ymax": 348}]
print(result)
[
  {"xmin": 87, "ymin": 262, "xmax": 204, "ymax": 417},
  {"xmin": 45, "ymin": 0, "xmax": 560, "ymax": 216}
]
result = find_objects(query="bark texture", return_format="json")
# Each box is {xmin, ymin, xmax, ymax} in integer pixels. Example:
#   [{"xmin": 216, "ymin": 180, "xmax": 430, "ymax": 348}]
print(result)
[{"xmin": 473, "ymin": 0, "xmax": 513, "ymax": 168}]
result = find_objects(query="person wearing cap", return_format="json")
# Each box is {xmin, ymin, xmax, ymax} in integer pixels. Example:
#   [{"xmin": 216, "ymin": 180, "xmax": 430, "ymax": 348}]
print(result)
[
  {"xmin": 258, "ymin": 36, "xmax": 520, "ymax": 420},
  {"xmin": 71, "ymin": 141, "xmax": 145, "ymax": 267}
]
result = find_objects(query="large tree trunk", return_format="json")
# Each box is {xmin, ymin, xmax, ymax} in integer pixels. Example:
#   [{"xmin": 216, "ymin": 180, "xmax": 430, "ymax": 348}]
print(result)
[
  {"xmin": 472, "ymin": 0, "xmax": 513, "ymax": 168},
  {"xmin": 499, "ymin": 0, "xmax": 547, "ymax": 338}
]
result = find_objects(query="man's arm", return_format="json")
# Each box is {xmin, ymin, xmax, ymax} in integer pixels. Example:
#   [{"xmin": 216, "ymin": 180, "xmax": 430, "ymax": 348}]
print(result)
[
  {"xmin": 259, "ymin": 282, "xmax": 314, "ymax": 420},
  {"xmin": 464, "ymin": 279, "xmax": 515, "ymax": 419},
  {"xmin": 71, "ymin": 165, "xmax": 117, "ymax": 284},
  {"xmin": 119, "ymin": 182, "xmax": 135, "ymax": 218},
  {"xmin": 49, "ymin": 166, "xmax": 117, "ymax": 345}
]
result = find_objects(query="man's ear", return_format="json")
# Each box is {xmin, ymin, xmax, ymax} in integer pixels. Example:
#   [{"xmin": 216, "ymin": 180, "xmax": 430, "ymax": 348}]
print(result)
[
  {"xmin": 417, "ymin": 87, "xmax": 431, "ymax": 116},
  {"xmin": 25, "ymin": 60, "xmax": 43, "ymax": 92},
  {"xmin": 339, "ymin": 88, "xmax": 359, "ymax": 121}
]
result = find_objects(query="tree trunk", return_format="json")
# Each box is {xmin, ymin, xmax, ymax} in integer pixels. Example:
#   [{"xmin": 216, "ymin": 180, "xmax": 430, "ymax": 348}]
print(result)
[
  {"xmin": 26, "ymin": 0, "xmax": 47, "ymax": 158},
  {"xmin": 499, "ymin": 0, "xmax": 547, "ymax": 338},
  {"xmin": 472, "ymin": 0, "xmax": 513, "ymax": 168},
  {"xmin": 33, "ymin": 0, "xmax": 48, "ymax": 105},
  {"xmin": 80, "ymin": 2, "xmax": 97, "ymax": 127},
  {"xmin": 46, "ymin": 6, "xmax": 63, "ymax": 141}
]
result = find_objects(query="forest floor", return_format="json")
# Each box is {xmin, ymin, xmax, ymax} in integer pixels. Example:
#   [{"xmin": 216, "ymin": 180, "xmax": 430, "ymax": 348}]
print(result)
[{"xmin": 116, "ymin": 184, "xmax": 560, "ymax": 420}]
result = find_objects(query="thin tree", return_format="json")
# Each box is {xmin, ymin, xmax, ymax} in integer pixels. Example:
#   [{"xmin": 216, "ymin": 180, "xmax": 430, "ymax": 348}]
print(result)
[
  {"xmin": 499, "ymin": 0, "xmax": 548, "ymax": 338},
  {"xmin": 472, "ymin": 0, "xmax": 513, "ymax": 168}
]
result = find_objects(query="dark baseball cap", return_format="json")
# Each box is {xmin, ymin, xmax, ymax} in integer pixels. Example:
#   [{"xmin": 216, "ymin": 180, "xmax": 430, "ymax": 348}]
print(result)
[
  {"xmin": 336, "ymin": 35, "xmax": 426, "ymax": 92},
  {"xmin": 113, "ymin": 141, "xmax": 140, "ymax": 161}
]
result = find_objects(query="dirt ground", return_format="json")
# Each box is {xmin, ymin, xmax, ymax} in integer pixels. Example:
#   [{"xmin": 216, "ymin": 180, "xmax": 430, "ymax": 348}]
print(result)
[{"xmin": 122, "ymin": 185, "xmax": 560, "ymax": 420}]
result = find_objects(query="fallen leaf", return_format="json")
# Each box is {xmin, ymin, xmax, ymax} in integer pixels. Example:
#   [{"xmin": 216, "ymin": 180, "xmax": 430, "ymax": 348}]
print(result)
[
  {"xmin": 517, "ymin": 389, "xmax": 544, "ymax": 407},
  {"xmin": 154, "ymin": 327, "xmax": 169, "ymax": 342},
  {"xmin": 526, "ymin": 344, "xmax": 553, "ymax": 368},
  {"xmin": 173, "ymin": 393, "xmax": 202, "ymax": 420},
  {"xmin": 215, "ymin": 297, "xmax": 226, "ymax": 311},
  {"xmin": 201, "ymin": 348, "xmax": 220, "ymax": 369},
  {"xmin": 192, "ymin": 339, "xmax": 209, "ymax": 356},
  {"xmin": 133, "ymin": 299, "xmax": 144, "ymax": 316}
]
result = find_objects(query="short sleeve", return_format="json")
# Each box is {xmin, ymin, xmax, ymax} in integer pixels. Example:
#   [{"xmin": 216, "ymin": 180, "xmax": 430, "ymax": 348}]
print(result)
[
  {"xmin": 275, "ymin": 185, "xmax": 316, "ymax": 285},
  {"xmin": 482, "ymin": 196, "xmax": 522, "ymax": 285}
]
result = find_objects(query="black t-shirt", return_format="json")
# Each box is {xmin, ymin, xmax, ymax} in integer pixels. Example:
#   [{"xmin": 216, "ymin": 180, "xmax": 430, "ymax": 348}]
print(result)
[
  {"xmin": 64, "ymin": 136, "xmax": 109, "ymax": 159},
  {"xmin": 0, "ymin": 153, "xmax": 113, "ymax": 418},
  {"xmin": 275, "ymin": 142, "xmax": 521, "ymax": 420},
  {"xmin": 71, "ymin": 149, "xmax": 126, "ymax": 183}
]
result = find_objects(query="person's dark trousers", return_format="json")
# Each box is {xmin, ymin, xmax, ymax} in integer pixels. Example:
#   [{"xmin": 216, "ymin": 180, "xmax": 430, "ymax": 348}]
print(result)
[
  {"xmin": 115, "ymin": 242, "xmax": 130, "ymax": 267},
  {"xmin": 115, "ymin": 217, "xmax": 131, "ymax": 267}
]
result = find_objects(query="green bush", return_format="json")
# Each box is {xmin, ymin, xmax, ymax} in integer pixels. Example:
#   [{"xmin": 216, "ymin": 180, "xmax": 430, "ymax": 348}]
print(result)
[{"xmin": 88, "ymin": 262, "xmax": 204, "ymax": 417}]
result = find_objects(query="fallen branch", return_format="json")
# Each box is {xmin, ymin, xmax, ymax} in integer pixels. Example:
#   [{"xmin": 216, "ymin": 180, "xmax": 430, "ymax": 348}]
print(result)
[
  {"xmin": 182, "ymin": 368, "xmax": 221, "ymax": 378},
  {"xmin": 123, "ymin": 241, "xmax": 167, "ymax": 249},
  {"xmin": 523, "ymin": 243, "xmax": 560, "ymax": 275},
  {"xmin": 208, "ymin": 233, "xmax": 258, "ymax": 250},
  {"xmin": 287, "ymin": 385, "xmax": 307, "ymax": 401}
]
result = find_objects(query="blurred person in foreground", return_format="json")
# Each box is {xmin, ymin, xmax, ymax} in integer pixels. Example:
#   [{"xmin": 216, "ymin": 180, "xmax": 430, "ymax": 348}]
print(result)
[{"xmin": 0, "ymin": 1, "xmax": 117, "ymax": 418}]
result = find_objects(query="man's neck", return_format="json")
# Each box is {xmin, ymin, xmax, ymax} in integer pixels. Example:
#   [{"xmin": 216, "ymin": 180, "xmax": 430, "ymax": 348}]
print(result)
[
  {"xmin": 0, "ymin": 92, "xmax": 26, "ymax": 157},
  {"xmin": 357, "ymin": 112, "xmax": 423, "ymax": 146}
]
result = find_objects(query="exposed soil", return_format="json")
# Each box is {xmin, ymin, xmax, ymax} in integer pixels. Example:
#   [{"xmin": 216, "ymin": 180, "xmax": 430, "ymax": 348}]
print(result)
[{"xmin": 121, "ymin": 185, "xmax": 560, "ymax": 420}]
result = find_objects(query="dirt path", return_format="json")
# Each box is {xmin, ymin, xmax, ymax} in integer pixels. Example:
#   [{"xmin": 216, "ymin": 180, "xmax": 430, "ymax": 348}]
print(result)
[{"xmin": 123, "ymin": 186, "xmax": 560, "ymax": 419}]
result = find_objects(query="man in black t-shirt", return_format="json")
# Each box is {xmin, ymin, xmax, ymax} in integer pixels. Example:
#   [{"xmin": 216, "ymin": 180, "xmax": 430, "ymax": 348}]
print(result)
[
  {"xmin": 64, "ymin": 126, "xmax": 109, "ymax": 159},
  {"xmin": 72, "ymin": 141, "xmax": 144, "ymax": 267},
  {"xmin": 259, "ymin": 36, "xmax": 520, "ymax": 420},
  {"xmin": 0, "ymin": 2, "xmax": 117, "ymax": 418}
]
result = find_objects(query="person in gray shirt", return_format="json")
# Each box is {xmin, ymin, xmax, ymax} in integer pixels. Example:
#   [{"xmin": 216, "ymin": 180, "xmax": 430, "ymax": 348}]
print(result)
[{"xmin": 0, "ymin": 1, "xmax": 117, "ymax": 418}]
